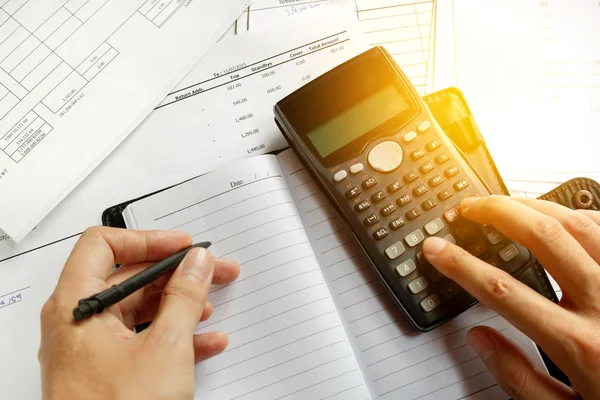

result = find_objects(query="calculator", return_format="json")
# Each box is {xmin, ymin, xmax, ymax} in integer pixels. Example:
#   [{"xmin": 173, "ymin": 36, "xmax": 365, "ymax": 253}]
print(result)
[{"xmin": 274, "ymin": 47, "xmax": 534, "ymax": 331}]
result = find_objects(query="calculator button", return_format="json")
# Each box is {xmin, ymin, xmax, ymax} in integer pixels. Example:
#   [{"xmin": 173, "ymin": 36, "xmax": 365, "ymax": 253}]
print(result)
[
  {"xmin": 454, "ymin": 221, "xmax": 477, "ymax": 240},
  {"xmin": 443, "ymin": 234, "xmax": 457, "ymax": 244},
  {"xmin": 435, "ymin": 153, "xmax": 450, "ymax": 165},
  {"xmin": 390, "ymin": 217, "xmax": 406, "ymax": 230},
  {"xmin": 362, "ymin": 177, "xmax": 378, "ymax": 189},
  {"xmin": 443, "ymin": 206, "xmax": 462, "ymax": 223},
  {"xmin": 467, "ymin": 239, "xmax": 487, "ymax": 257},
  {"xmin": 428, "ymin": 268, "xmax": 443, "ymax": 282},
  {"xmin": 364, "ymin": 213, "xmax": 379, "ymax": 227},
  {"xmin": 417, "ymin": 121, "xmax": 431, "ymax": 133},
  {"xmin": 350, "ymin": 163, "xmax": 364, "ymax": 174},
  {"xmin": 424, "ymin": 218, "xmax": 444, "ymax": 235},
  {"xmin": 396, "ymin": 259, "xmax": 417, "ymax": 277},
  {"xmin": 387, "ymin": 180, "xmax": 402, "ymax": 193},
  {"xmin": 420, "ymin": 294, "xmax": 441, "ymax": 312},
  {"xmin": 438, "ymin": 188, "xmax": 454, "ymax": 201},
  {"xmin": 371, "ymin": 190, "xmax": 387, "ymax": 203},
  {"xmin": 333, "ymin": 170, "xmax": 347, "ymax": 182},
  {"xmin": 406, "ymin": 207, "xmax": 422, "ymax": 221},
  {"xmin": 426, "ymin": 139, "xmax": 442, "ymax": 152},
  {"xmin": 422, "ymin": 197, "xmax": 438, "ymax": 211},
  {"xmin": 419, "ymin": 161, "xmax": 435, "ymax": 174},
  {"xmin": 405, "ymin": 229, "xmax": 425, "ymax": 247},
  {"xmin": 403, "ymin": 131, "xmax": 417, "ymax": 143},
  {"xmin": 373, "ymin": 227, "xmax": 389, "ymax": 241},
  {"xmin": 381, "ymin": 203, "xmax": 396, "ymax": 216},
  {"xmin": 444, "ymin": 166, "xmax": 460, "ymax": 178},
  {"xmin": 487, "ymin": 230, "xmax": 505, "ymax": 245},
  {"xmin": 440, "ymin": 282, "xmax": 461, "ymax": 299},
  {"xmin": 355, "ymin": 200, "xmax": 371, "ymax": 213},
  {"xmin": 385, "ymin": 242, "xmax": 406, "ymax": 260},
  {"xmin": 428, "ymin": 174, "xmax": 444, "ymax": 188},
  {"xmin": 413, "ymin": 184, "xmax": 428, "ymax": 197},
  {"xmin": 499, "ymin": 244, "xmax": 519, "ymax": 262},
  {"xmin": 410, "ymin": 148, "xmax": 426, "ymax": 161},
  {"xmin": 454, "ymin": 179, "xmax": 470, "ymax": 192},
  {"xmin": 416, "ymin": 251, "xmax": 428, "ymax": 264},
  {"xmin": 368, "ymin": 141, "xmax": 403, "ymax": 173},
  {"xmin": 345, "ymin": 186, "xmax": 361, "ymax": 199},
  {"xmin": 408, "ymin": 276, "xmax": 429, "ymax": 294},
  {"xmin": 404, "ymin": 170, "xmax": 419, "ymax": 183},
  {"xmin": 396, "ymin": 193, "xmax": 412, "ymax": 207}
]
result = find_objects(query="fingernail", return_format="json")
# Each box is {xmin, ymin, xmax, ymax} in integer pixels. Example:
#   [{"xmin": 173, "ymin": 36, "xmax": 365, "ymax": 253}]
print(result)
[
  {"xmin": 423, "ymin": 237, "xmax": 447, "ymax": 255},
  {"xmin": 460, "ymin": 196, "xmax": 480, "ymax": 211},
  {"xmin": 180, "ymin": 248, "xmax": 213, "ymax": 280},
  {"xmin": 467, "ymin": 329, "xmax": 496, "ymax": 361}
]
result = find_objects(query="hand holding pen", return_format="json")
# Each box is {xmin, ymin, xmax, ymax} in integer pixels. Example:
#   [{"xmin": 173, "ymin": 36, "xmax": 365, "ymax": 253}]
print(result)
[{"xmin": 38, "ymin": 227, "xmax": 240, "ymax": 400}]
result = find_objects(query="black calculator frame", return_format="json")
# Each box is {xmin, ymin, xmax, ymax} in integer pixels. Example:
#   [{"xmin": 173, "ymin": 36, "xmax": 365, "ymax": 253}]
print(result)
[{"xmin": 274, "ymin": 47, "xmax": 534, "ymax": 331}]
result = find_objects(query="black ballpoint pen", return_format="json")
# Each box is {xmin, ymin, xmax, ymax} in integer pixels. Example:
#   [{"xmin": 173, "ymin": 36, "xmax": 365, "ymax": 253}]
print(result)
[{"xmin": 73, "ymin": 242, "xmax": 211, "ymax": 322}]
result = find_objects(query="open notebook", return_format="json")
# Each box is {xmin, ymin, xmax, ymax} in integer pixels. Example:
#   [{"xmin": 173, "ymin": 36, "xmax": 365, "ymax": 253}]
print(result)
[{"xmin": 123, "ymin": 149, "xmax": 545, "ymax": 400}]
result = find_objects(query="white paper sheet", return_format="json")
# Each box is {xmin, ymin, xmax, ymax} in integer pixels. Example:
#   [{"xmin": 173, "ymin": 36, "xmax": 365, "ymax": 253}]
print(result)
[
  {"xmin": 0, "ymin": 5, "xmax": 367, "ymax": 260},
  {"xmin": 240, "ymin": 0, "xmax": 438, "ymax": 95},
  {"xmin": 448, "ymin": 0, "xmax": 600, "ymax": 177},
  {"xmin": 124, "ymin": 155, "xmax": 371, "ymax": 400},
  {"xmin": 0, "ymin": 0, "xmax": 248, "ymax": 242},
  {"xmin": 277, "ymin": 149, "xmax": 547, "ymax": 400}
]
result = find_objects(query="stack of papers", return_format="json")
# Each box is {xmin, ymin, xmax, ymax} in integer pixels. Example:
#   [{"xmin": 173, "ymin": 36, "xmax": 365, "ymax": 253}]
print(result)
[
  {"xmin": 0, "ymin": 2, "xmax": 596, "ymax": 399},
  {"xmin": 0, "ymin": 0, "xmax": 249, "ymax": 242}
]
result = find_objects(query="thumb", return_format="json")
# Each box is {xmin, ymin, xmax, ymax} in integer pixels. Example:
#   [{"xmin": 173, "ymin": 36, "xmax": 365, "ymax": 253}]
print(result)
[
  {"xmin": 152, "ymin": 247, "xmax": 214, "ymax": 338},
  {"xmin": 467, "ymin": 326, "xmax": 577, "ymax": 400}
]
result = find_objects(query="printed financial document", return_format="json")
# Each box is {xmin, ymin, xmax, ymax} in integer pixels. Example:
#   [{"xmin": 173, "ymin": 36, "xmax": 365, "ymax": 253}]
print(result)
[
  {"xmin": 0, "ymin": 0, "xmax": 248, "ymax": 242},
  {"xmin": 240, "ymin": 0, "xmax": 438, "ymax": 95}
]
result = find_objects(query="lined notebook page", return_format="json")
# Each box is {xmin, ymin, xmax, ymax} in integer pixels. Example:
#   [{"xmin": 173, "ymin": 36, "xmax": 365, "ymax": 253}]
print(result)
[
  {"xmin": 277, "ymin": 149, "xmax": 520, "ymax": 400},
  {"xmin": 123, "ymin": 156, "xmax": 370, "ymax": 400}
]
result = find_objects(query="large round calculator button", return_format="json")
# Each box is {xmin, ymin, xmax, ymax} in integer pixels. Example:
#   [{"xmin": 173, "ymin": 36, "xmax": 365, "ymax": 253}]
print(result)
[
  {"xmin": 417, "ymin": 121, "xmax": 431, "ymax": 133},
  {"xmin": 333, "ymin": 170, "xmax": 347, "ymax": 182},
  {"xmin": 367, "ymin": 141, "xmax": 403, "ymax": 173}
]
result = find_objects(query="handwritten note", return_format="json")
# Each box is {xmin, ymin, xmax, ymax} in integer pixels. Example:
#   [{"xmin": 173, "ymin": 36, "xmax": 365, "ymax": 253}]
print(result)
[{"xmin": 0, "ymin": 287, "xmax": 28, "ymax": 309}]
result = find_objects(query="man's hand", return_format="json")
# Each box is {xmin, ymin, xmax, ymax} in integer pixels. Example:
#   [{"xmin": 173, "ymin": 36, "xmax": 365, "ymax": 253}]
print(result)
[
  {"xmin": 423, "ymin": 196, "xmax": 600, "ymax": 400},
  {"xmin": 38, "ymin": 227, "xmax": 240, "ymax": 400}
]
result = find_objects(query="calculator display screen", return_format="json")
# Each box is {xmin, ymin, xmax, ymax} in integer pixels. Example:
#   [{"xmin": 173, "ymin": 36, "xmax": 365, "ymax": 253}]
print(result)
[
  {"xmin": 277, "ymin": 47, "xmax": 419, "ymax": 167},
  {"xmin": 306, "ymin": 84, "xmax": 410, "ymax": 157}
]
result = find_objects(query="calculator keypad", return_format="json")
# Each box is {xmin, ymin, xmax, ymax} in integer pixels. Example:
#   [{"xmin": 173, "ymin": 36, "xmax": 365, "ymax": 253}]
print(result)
[
  {"xmin": 355, "ymin": 200, "xmax": 370, "ymax": 213},
  {"xmin": 396, "ymin": 260, "xmax": 416, "ymax": 277},
  {"xmin": 413, "ymin": 184, "xmax": 428, "ymax": 197},
  {"xmin": 373, "ymin": 227, "xmax": 389, "ymax": 241},
  {"xmin": 381, "ymin": 204, "xmax": 396, "ymax": 216},
  {"xmin": 408, "ymin": 276, "xmax": 429, "ymax": 294},
  {"xmin": 345, "ymin": 186, "xmax": 361, "ymax": 199},
  {"xmin": 422, "ymin": 197, "xmax": 437, "ymax": 211},
  {"xmin": 410, "ymin": 148, "xmax": 426, "ymax": 161},
  {"xmin": 397, "ymin": 193, "xmax": 412, "ymax": 207},
  {"xmin": 404, "ymin": 170, "xmax": 419, "ymax": 183},
  {"xmin": 371, "ymin": 190, "xmax": 387, "ymax": 203},
  {"xmin": 406, "ymin": 207, "xmax": 421, "ymax": 221},
  {"xmin": 364, "ymin": 213, "xmax": 379, "ymax": 227},
  {"xmin": 405, "ymin": 229, "xmax": 425, "ymax": 247},
  {"xmin": 362, "ymin": 177, "xmax": 378, "ymax": 189},
  {"xmin": 332, "ymin": 119, "xmax": 532, "ymax": 330}
]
